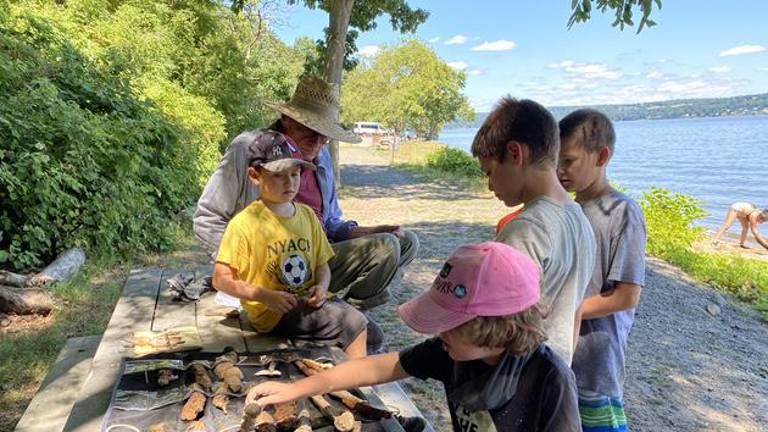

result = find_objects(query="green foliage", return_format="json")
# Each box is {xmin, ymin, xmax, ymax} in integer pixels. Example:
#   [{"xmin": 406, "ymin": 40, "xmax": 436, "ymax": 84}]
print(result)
[
  {"xmin": 640, "ymin": 187, "xmax": 768, "ymax": 318},
  {"xmin": 0, "ymin": 1, "xmax": 304, "ymax": 271},
  {"xmin": 425, "ymin": 147, "xmax": 483, "ymax": 178},
  {"xmin": 341, "ymin": 40, "xmax": 474, "ymax": 139},
  {"xmin": 278, "ymin": 0, "xmax": 429, "ymax": 75},
  {"xmin": 569, "ymin": 0, "xmax": 661, "ymax": 33},
  {"xmin": 640, "ymin": 187, "xmax": 706, "ymax": 256},
  {"xmin": 0, "ymin": 12, "xmax": 193, "ymax": 270}
]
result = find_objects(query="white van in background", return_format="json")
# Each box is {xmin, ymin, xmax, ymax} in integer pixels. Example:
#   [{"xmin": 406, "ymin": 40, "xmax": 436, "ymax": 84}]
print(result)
[{"xmin": 352, "ymin": 122, "xmax": 392, "ymax": 146}]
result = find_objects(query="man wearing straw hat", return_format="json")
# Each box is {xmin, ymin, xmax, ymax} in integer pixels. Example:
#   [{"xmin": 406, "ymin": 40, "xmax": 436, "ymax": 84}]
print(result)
[{"xmin": 193, "ymin": 76, "xmax": 419, "ymax": 352}]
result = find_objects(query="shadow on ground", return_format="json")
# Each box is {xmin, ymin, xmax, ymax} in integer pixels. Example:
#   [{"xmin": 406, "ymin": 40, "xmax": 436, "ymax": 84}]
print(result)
[{"xmin": 340, "ymin": 164, "xmax": 485, "ymax": 202}]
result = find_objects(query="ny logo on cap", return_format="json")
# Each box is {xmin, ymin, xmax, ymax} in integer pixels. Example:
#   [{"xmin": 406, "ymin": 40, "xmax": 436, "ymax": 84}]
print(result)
[{"xmin": 270, "ymin": 144, "xmax": 284, "ymax": 158}]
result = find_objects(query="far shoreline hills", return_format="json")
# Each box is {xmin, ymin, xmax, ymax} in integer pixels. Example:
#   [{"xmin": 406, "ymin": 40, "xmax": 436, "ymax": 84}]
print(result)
[{"xmin": 448, "ymin": 92, "xmax": 768, "ymax": 128}]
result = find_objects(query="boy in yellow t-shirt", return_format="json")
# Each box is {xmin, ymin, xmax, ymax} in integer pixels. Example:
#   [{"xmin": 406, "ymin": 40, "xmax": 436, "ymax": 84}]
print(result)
[{"xmin": 212, "ymin": 131, "xmax": 368, "ymax": 359}]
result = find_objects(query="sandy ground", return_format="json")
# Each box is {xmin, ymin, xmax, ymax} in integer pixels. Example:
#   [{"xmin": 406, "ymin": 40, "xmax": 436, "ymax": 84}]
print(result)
[{"xmin": 337, "ymin": 144, "xmax": 768, "ymax": 432}]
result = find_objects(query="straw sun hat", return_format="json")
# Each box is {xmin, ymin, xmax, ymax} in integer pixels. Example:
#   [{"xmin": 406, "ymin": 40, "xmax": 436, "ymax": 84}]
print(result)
[{"xmin": 265, "ymin": 76, "xmax": 362, "ymax": 144}]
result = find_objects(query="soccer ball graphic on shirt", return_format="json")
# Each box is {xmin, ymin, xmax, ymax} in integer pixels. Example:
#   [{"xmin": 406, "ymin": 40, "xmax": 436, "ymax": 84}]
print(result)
[{"xmin": 281, "ymin": 254, "xmax": 308, "ymax": 287}]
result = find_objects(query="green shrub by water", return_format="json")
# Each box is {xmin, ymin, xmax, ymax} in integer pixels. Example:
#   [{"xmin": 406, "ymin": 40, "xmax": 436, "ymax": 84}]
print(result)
[
  {"xmin": 640, "ymin": 187, "xmax": 768, "ymax": 316},
  {"xmin": 425, "ymin": 146, "xmax": 484, "ymax": 177}
]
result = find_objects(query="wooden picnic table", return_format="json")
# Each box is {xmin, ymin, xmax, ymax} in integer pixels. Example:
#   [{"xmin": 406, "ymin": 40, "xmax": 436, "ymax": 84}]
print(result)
[{"xmin": 16, "ymin": 266, "xmax": 433, "ymax": 432}]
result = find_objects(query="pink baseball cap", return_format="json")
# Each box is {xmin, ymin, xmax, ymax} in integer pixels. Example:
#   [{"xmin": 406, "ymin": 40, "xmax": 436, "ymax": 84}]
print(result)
[{"xmin": 398, "ymin": 241, "xmax": 541, "ymax": 334}]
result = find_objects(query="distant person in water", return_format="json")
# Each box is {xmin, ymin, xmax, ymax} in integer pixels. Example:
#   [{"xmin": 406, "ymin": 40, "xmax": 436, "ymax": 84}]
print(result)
[{"xmin": 712, "ymin": 202, "xmax": 768, "ymax": 250}]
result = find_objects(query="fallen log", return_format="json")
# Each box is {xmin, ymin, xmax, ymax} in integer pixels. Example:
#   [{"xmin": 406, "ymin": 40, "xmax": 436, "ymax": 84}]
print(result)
[
  {"xmin": 0, "ymin": 285, "xmax": 53, "ymax": 315},
  {"xmin": 0, "ymin": 270, "xmax": 30, "ymax": 287},
  {"xmin": 26, "ymin": 248, "xmax": 85, "ymax": 287}
]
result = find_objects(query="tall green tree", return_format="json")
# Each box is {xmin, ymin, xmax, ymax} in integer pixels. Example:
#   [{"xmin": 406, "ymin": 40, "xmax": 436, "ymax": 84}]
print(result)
[
  {"xmin": 341, "ymin": 40, "xmax": 474, "ymax": 141},
  {"xmin": 233, "ymin": 0, "xmax": 429, "ymax": 183}
]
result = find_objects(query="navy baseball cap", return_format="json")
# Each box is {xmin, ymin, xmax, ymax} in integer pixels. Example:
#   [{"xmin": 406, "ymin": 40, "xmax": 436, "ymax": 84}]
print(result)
[{"xmin": 247, "ymin": 131, "xmax": 316, "ymax": 172}]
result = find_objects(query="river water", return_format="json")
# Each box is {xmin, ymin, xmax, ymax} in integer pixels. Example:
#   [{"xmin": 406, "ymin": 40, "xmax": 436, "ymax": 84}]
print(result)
[{"xmin": 439, "ymin": 115, "xmax": 768, "ymax": 231}]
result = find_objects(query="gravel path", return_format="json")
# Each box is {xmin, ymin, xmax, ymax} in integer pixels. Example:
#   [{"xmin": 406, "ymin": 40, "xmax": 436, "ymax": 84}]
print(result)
[{"xmin": 337, "ymin": 144, "xmax": 768, "ymax": 432}]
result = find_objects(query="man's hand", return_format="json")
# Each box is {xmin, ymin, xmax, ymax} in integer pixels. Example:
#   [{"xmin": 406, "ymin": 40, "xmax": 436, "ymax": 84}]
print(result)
[
  {"xmin": 257, "ymin": 289, "xmax": 298, "ymax": 314},
  {"xmin": 245, "ymin": 381, "xmax": 302, "ymax": 407},
  {"xmin": 307, "ymin": 285, "xmax": 328, "ymax": 308},
  {"xmin": 349, "ymin": 225, "xmax": 404, "ymax": 239}
]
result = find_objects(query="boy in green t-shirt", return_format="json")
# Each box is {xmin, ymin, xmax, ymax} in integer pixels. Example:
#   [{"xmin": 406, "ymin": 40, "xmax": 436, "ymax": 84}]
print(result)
[{"xmin": 212, "ymin": 131, "xmax": 367, "ymax": 358}]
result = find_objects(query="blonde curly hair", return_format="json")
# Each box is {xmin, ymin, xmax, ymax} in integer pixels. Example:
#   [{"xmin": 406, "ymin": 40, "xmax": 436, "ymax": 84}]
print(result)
[{"xmin": 454, "ymin": 302, "xmax": 549, "ymax": 356}]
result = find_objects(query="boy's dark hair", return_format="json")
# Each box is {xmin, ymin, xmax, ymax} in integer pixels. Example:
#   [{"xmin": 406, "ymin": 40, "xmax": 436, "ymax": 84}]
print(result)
[
  {"xmin": 456, "ymin": 302, "xmax": 548, "ymax": 356},
  {"xmin": 471, "ymin": 97, "xmax": 560, "ymax": 166},
  {"xmin": 559, "ymin": 109, "xmax": 616, "ymax": 153}
]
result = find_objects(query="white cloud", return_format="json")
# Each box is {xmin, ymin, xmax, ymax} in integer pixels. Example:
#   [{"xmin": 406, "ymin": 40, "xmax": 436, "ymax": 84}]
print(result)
[
  {"xmin": 646, "ymin": 70, "xmax": 663, "ymax": 79},
  {"xmin": 358, "ymin": 45, "xmax": 380, "ymax": 58},
  {"xmin": 428, "ymin": 37, "xmax": 440, "ymax": 44},
  {"xmin": 444, "ymin": 35, "xmax": 467, "ymax": 45},
  {"xmin": 719, "ymin": 45, "xmax": 766, "ymax": 57},
  {"xmin": 548, "ymin": 60, "xmax": 574, "ymax": 68},
  {"xmin": 471, "ymin": 40, "xmax": 517, "ymax": 52},
  {"xmin": 447, "ymin": 61, "xmax": 468, "ymax": 71},
  {"xmin": 466, "ymin": 69, "xmax": 483, "ymax": 76},
  {"xmin": 548, "ymin": 60, "xmax": 622, "ymax": 80},
  {"xmin": 708, "ymin": 65, "xmax": 732, "ymax": 73}
]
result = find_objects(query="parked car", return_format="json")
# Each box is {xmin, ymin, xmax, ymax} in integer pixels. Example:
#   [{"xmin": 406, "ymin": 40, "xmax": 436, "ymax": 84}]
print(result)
[{"xmin": 352, "ymin": 122, "xmax": 393, "ymax": 146}]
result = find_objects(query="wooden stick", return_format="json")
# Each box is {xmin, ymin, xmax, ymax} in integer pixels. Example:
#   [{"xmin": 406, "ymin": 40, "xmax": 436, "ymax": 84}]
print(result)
[
  {"xmin": 294, "ymin": 399, "xmax": 313, "ymax": 432},
  {"xmin": 274, "ymin": 401, "xmax": 297, "ymax": 430},
  {"xmin": 240, "ymin": 403, "xmax": 262, "ymax": 432},
  {"xmin": 180, "ymin": 384, "xmax": 206, "ymax": 421},
  {"xmin": 309, "ymin": 394, "xmax": 355, "ymax": 432},
  {"xmin": 295, "ymin": 360, "xmax": 392, "ymax": 420}
]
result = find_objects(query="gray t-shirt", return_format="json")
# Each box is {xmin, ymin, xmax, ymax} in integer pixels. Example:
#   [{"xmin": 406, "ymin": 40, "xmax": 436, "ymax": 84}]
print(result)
[
  {"xmin": 571, "ymin": 190, "xmax": 646, "ymax": 399},
  {"xmin": 496, "ymin": 196, "xmax": 596, "ymax": 365}
]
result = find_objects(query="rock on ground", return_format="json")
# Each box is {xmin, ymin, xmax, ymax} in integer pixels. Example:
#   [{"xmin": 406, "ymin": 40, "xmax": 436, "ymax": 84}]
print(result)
[{"xmin": 337, "ymin": 145, "xmax": 768, "ymax": 432}]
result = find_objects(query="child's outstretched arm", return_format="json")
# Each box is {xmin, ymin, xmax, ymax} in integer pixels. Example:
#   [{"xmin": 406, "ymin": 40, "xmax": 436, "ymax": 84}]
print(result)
[
  {"xmin": 246, "ymin": 352, "xmax": 409, "ymax": 407},
  {"xmin": 581, "ymin": 282, "xmax": 641, "ymax": 320},
  {"xmin": 212, "ymin": 262, "xmax": 297, "ymax": 313}
]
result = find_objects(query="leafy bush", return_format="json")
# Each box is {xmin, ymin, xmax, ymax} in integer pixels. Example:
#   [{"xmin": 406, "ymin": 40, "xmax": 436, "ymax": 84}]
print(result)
[
  {"xmin": 425, "ymin": 147, "xmax": 484, "ymax": 178},
  {"xmin": 0, "ymin": 13, "xmax": 197, "ymax": 270},
  {"xmin": 640, "ymin": 187, "xmax": 707, "ymax": 256}
]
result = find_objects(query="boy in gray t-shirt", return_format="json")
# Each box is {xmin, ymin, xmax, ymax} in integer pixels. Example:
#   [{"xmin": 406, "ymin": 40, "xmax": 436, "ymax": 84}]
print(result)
[
  {"xmin": 472, "ymin": 97, "xmax": 596, "ymax": 365},
  {"xmin": 558, "ymin": 109, "xmax": 646, "ymax": 432}
]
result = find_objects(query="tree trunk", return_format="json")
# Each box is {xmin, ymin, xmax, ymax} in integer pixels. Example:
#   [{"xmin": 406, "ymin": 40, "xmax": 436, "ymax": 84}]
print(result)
[
  {"xmin": 0, "ymin": 286, "xmax": 53, "ymax": 315},
  {"xmin": 325, "ymin": 0, "xmax": 355, "ymax": 188}
]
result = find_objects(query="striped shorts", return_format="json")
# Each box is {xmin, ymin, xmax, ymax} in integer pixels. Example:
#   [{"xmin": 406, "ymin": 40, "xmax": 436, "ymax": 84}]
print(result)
[{"xmin": 579, "ymin": 389, "xmax": 628, "ymax": 432}]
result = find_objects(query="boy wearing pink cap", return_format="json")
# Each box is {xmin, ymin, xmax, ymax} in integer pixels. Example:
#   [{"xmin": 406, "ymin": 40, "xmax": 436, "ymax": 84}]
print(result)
[{"xmin": 246, "ymin": 242, "xmax": 581, "ymax": 432}]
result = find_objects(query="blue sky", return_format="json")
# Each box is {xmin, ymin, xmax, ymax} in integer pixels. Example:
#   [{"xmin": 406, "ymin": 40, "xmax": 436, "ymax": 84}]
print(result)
[{"xmin": 272, "ymin": 1, "xmax": 768, "ymax": 111}]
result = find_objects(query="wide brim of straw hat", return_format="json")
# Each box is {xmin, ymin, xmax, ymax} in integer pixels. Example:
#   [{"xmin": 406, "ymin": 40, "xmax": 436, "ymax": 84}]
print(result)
[{"xmin": 266, "ymin": 100, "xmax": 362, "ymax": 144}]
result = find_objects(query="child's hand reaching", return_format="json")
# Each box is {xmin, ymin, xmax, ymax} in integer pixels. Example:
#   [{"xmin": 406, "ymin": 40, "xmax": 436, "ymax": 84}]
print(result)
[
  {"xmin": 245, "ymin": 380, "xmax": 302, "ymax": 407},
  {"xmin": 307, "ymin": 285, "xmax": 328, "ymax": 308}
]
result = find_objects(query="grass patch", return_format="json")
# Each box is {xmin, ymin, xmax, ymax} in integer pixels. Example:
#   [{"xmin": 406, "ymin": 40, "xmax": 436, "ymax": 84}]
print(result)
[
  {"xmin": 373, "ymin": 140, "xmax": 487, "ymax": 191},
  {"xmin": 0, "ymin": 221, "xmax": 209, "ymax": 431}
]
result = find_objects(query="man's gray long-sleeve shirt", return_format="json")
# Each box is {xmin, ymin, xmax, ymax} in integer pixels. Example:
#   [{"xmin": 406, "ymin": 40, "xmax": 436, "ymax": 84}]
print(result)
[{"xmin": 193, "ymin": 126, "xmax": 358, "ymax": 256}]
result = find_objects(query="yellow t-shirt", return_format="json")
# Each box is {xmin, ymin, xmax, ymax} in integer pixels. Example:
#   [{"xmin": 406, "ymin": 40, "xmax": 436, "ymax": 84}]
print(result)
[{"xmin": 216, "ymin": 201, "xmax": 335, "ymax": 332}]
